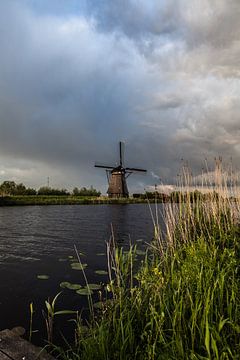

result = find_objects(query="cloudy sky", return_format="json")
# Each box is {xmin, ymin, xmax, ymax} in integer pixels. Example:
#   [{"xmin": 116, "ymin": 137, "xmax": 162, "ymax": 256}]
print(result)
[{"xmin": 0, "ymin": 0, "xmax": 239, "ymax": 193}]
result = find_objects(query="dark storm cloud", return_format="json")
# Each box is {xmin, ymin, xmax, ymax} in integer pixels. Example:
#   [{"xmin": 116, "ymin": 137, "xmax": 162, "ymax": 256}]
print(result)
[
  {"xmin": 0, "ymin": 3, "xmax": 148, "ymax": 168},
  {"xmin": 0, "ymin": 0, "xmax": 240, "ymax": 192}
]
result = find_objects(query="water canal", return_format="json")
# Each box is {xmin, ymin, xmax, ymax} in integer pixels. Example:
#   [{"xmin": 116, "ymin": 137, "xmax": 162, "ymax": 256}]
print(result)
[{"xmin": 0, "ymin": 204, "xmax": 162, "ymax": 344}]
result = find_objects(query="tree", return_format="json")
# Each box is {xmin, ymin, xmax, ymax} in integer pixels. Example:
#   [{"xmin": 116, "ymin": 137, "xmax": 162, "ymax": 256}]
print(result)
[
  {"xmin": 15, "ymin": 183, "xmax": 26, "ymax": 195},
  {"xmin": 72, "ymin": 186, "xmax": 101, "ymax": 197},
  {"xmin": 0, "ymin": 181, "xmax": 17, "ymax": 195},
  {"xmin": 73, "ymin": 187, "xmax": 80, "ymax": 196}
]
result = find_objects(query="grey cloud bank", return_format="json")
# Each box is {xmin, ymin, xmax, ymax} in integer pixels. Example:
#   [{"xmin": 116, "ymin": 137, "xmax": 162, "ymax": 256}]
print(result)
[{"xmin": 0, "ymin": 0, "xmax": 239, "ymax": 193}]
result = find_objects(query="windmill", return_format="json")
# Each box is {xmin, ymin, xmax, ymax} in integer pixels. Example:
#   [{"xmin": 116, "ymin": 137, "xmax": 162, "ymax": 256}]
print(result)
[{"xmin": 95, "ymin": 141, "xmax": 147, "ymax": 198}]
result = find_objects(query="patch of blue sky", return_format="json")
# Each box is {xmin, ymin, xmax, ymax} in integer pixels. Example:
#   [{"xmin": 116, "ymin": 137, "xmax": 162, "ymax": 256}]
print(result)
[{"xmin": 22, "ymin": 0, "xmax": 88, "ymax": 16}]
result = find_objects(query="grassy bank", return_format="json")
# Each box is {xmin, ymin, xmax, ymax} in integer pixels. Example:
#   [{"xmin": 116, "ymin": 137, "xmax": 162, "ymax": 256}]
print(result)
[
  {"xmin": 41, "ymin": 183, "xmax": 240, "ymax": 360},
  {"xmin": 0, "ymin": 195, "xmax": 151, "ymax": 206},
  {"xmin": 44, "ymin": 183, "xmax": 240, "ymax": 359}
]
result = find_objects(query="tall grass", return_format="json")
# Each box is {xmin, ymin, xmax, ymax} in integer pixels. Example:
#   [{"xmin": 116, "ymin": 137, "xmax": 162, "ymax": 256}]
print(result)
[{"xmin": 51, "ymin": 160, "xmax": 240, "ymax": 359}]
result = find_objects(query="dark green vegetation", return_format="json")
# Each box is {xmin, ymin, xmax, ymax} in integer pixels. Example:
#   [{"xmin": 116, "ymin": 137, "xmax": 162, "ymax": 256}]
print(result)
[
  {"xmin": 0, "ymin": 181, "xmax": 104, "ymax": 205},
  {"xmin": 0, "ymin": 195, "xmax": 151, "ymax": 206},
  {"xmin": 0, "ymin": 180, "xmax": 37, "ymax": 195},
  {"xmin": 41, "ymin": 188, "xmax": 240, "ymax": 360},
  {"xmin": 0, "ymin": 181, "xmax": 100, "ymax": 197}
]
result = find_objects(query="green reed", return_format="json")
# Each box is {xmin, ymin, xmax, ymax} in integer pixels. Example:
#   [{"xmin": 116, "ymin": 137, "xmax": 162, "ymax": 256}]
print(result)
[{"xmin": 48, "ymin": 163, "xmax": 240, "ymax": 359}]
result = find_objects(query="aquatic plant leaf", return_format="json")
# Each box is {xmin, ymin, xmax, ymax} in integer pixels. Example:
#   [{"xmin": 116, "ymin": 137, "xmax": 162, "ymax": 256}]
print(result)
[
  {"xmin": 54, "ymin": 310, "xmax": 77, "ymax": 315},
  {"xmin": 60, "ymin": 282, "xmax": 82, "ymax": 290},
  {"xmin": 95, "ymin": 270, "xmax": 108, "ymax": 275},
  {"xmin": 71, "ymin": 262, "xmax": 87, "ymax": 270},
  {"xmin": 60, "ymin": 282, "xmax": 71, "ymax": 288},
  {"xmin": 37, "ymin": 275, "xmax": 49, "ymax": 280},
  {"xmin": 66, "ymin": 284, "xmax": 82, "ymax": 290},
  {"xmin": 96, "ymin": 253, "xmax": 105, "ymax": 256},
  {"xmin": 76, "ymin": 288, "xmax": 93, "ymax": 296},
  {"xmin": 87, "ymin": 283, "xmax": 101, "ymax": 290},
  {"xmin": 58, "ymin": 258, "xmax": 68, "ymax": 262}
]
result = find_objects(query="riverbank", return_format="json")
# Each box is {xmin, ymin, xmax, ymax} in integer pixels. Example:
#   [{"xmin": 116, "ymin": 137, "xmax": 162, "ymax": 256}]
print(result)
[
  {"xmin": 47, "ymin": 189, "xmax": 240, "ymax": 359},
  {"xmin": 0, "ymin": 195, "xmax": 157, "ymax": 206}
]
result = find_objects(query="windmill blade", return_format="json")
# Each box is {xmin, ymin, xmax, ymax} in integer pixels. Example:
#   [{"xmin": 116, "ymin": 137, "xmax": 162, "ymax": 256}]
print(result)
[
  {"xmin": 126, "ymin": 167, "xmax": 147, "ymax": 173},
  {"xmin": 119, "ymin": 141, "xmax": 125, "ymax": 167},
  {"xmin": 95, "ymin": 163, "xmax": 115, "ymax": 170}
]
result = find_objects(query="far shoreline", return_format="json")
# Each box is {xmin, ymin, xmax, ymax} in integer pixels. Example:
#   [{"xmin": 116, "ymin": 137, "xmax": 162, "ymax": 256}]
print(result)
[{"xmin": 0, "ymin": 195, "xmax": 162, "ymax": 206}]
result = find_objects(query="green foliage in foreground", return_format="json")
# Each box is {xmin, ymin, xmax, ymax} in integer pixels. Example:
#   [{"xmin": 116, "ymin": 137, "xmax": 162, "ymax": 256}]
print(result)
[{"xmin": 50, "ymin": 197, "xmax": 240, "ymax": 360}]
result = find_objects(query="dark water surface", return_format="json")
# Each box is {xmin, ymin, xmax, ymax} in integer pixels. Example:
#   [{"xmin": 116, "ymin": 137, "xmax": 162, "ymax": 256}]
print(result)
[{"xmin": 0, "ymin": 204, "xmax": 159, "ymax": 344}]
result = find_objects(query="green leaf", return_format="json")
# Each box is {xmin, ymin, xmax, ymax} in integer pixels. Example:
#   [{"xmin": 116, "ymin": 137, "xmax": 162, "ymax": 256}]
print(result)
[
  {"xmin": 54, "ymin": 310, "xmax": 77, "ymax": 316},
  {"xmin": 60, "ymin": 282, "xmax": 82, "ymax": 290},
  {"xmin": 45, "ymin": 301, "xmax": 52, "ymax": 315},
  {"xmin": 60, "ymin": 281, "xmax": 71, "ymax": 288},
  {"xmin": 71, "ymin": 263, "xmax": 87, "ymax": 270},
  {"xmin": 76, "ymin": 288, "xmax": 93, "ymax": 296},
  {"xmin": 87, "ymin": 283, "xmax": 101, "ymax": 290},
  {"xmin": 218, "ymin": 317, "xmax": 229, "ymax": 332},
  {"xmin": 211, "ymin": 334, "xmax": 218, "ymax": 359},
  {"xmin": 37, "ymin": 275, "xmax": 49, "ymax": 280},
  {"xmin": 205, "ymin": 319, "xmax": 210, "ymax": 357},
  {"xmin": 95, "ymin": 270, "xmax": 108, "ymax": 275}
]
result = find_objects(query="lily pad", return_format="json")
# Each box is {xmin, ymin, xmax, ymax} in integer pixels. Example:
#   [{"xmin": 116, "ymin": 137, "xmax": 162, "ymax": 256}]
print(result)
[
  {"xmin": 87, "ymin": 283, "xmax": 101, "ymax": 290},
  {"xmin": 60, "ymin": 282, "xmax": 82, "ymax": 290},
  {"xmin": 67, "ymin": 283, "xmax": 82, "ymax": 290},
  {"xmin": 37, "ymin": 275, "xmax": 49, "ymax": 280},
  {"xmin": 71, "ymin": 262, "xmax": 87, "ymax": 270},
  {"xmin": 76, "ymin": 288, "xmax": 93, "ymax": 296},
  {"xmin": 60, "ymin": 281, "xmax": 71, "ymax": 288},
  {"xmin": 95, "ymin": 270, "xmax": 108, "ymax": 275}
]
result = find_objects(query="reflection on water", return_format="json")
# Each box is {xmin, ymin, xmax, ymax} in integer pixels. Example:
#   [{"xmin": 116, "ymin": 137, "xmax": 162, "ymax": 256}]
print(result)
[{"xmin": 0, "ymin": 204, "xmax": 162, "ymax": 344}]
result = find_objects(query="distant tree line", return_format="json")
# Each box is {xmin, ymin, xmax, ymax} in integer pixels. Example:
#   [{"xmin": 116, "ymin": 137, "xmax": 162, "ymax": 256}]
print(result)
[
  {"xmin": 0, "ymin": 181, "xmax": 101, "ymax": 197},
  {"xmin": 72, "ymin": 186, "xmax": 101, "ymax": 197},
  {"xmin": 0, "ymin": 181, "xmax": 37, "ymax": 196},
  {"xmin": 133, "ymin": 190, "xmax": 221, "ymax": 202}
]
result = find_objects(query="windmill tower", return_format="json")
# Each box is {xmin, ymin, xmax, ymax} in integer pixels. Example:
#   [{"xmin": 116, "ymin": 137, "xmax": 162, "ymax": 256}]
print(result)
[{"xmin": 95, "ymin": 142, "xmax": 147, "ymax": 198}]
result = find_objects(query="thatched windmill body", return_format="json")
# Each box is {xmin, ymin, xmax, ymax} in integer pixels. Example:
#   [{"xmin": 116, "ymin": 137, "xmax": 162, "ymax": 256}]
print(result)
[{"xmin": 95, "ymin": 142, "xmax": 147, "ymax": 198}]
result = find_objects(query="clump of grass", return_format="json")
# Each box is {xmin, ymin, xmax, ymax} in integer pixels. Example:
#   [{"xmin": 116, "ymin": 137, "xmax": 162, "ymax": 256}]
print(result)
[{"xmin": 50, "ymin": 160, "xmax": 240, "ymax": 359}]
